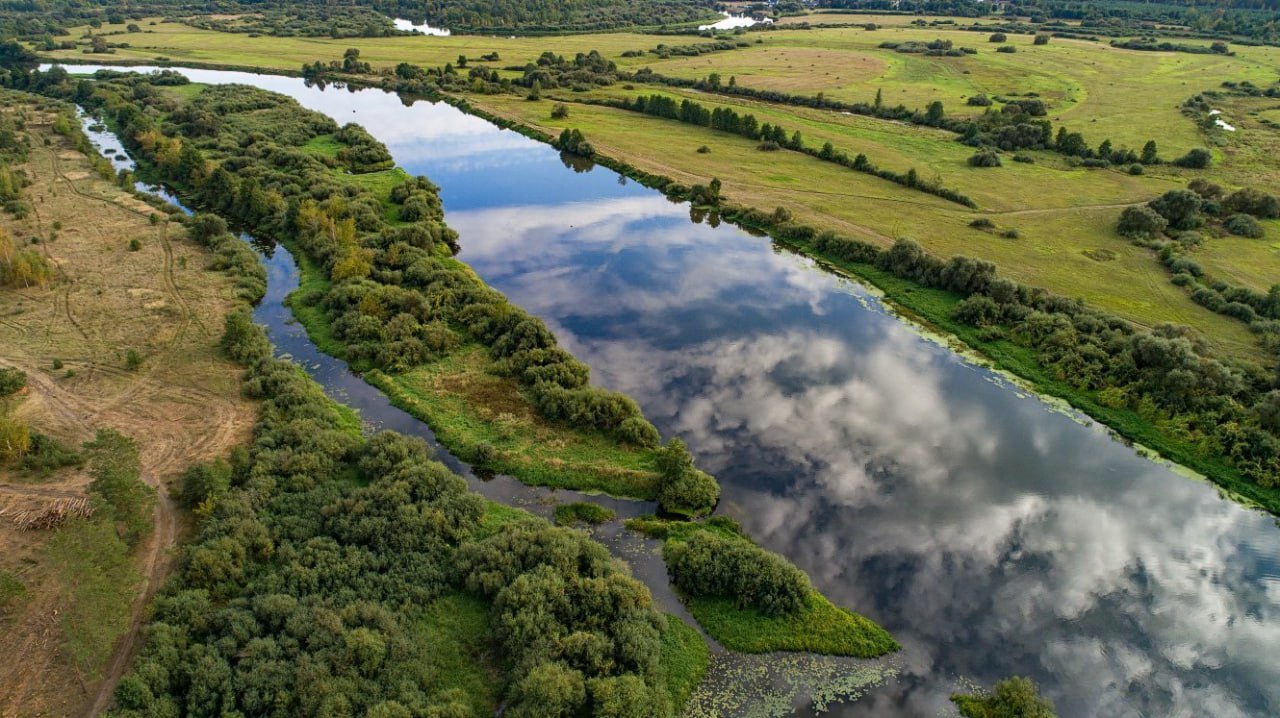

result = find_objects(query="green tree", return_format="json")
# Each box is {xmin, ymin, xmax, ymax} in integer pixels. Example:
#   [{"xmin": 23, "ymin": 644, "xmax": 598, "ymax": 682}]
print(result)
[
  {"xmin": 84, "ymin": 429, "xmax": 155, "ymax": 546},
  {"xmin": 507, "ymin": 662, "xmax": 587, "ymax": 718},
  {"xmin": 951, "ymin": 676, "xmax": 1057, "ymax": 718},
  {"xmin": 1117, "ymin": 205, "xmax": 1167, "ymax": 238},
  {"xmin": 1141, "ymin": 140, "xmax": 1159, "ymax": 164},
  {"xmin": 0, "ymin": 41, "xmax": 38, "ymax": 72},
  {"xmin": 1148, "ymin": 189, "xmax": 1204, "ymax": 230},
  {"xmin": 177, "ymin": 459, "xmax": 232, "ymax": 509},
  {"xmin": 655, "ymin": 439, "xmax": 719, "ymax": 518},
  {"xmin": 925, "ymin": 101, "xmax": 945, "ymax": 126},
  {"xmin": 1173, "ymin": 147, "xmax": 1212, "ymax": 169}
]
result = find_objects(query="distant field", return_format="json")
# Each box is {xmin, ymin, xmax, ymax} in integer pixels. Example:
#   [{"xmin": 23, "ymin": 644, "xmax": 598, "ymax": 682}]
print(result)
[
  {"xmin": 36, "ymin": 17, "xmax": 1280, "ymax": 358},
  {"xmin": 48, "ymin": 18, "xmax": 1280, "ymax": 156},
  {"xmin": 481, "ymin": 93, "xmax": 1269, "ymax": 359}
]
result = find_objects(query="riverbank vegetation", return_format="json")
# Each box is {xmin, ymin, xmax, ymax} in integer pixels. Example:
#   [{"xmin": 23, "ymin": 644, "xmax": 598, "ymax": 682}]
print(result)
[
  {"xmin": 210, "ymin": 19, "xmax": 1280, "ymax": 510},
  {"xmin": 21, "ymin": 67, "xmax": 897, "ymax": 689},
  {"xmin": 109, "ymin": 308, "xmax": 705, "ymax": 716},
  {"xmin": 34, "ymin": 67, "xmax": 677, "ymax": 498},
  {"xmin": 952, "ymin": 675, "xmax": 1059, "ymax": 718},
  {"xmin": 628, "ymin": 516, "xmax": 899, "ymax": 657},
  {"xmin": 0, "ymin": 83, "xmax": 721, "ymax": 718}
]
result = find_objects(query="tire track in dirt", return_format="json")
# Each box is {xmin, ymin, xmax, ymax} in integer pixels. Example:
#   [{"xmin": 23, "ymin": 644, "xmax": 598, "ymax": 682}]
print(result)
[
  {"xmin": 158, "ymin": 221, "xmax": 206, "ymax": 339},
  {"xmin": 44, "ymin": 151, "xmax": 94, "ymax": 345}
]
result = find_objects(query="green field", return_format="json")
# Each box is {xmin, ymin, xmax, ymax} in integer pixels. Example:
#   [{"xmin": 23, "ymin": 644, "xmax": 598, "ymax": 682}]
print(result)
[
  {"xmin": 479, "ymin": 92, "xmax": 1269, "ymax": 359},
  {"xmin": 52, "ymin": 18, "xmax": 1280, "ymax": 156},
  {"xmin": 368, "ymin": 353, "xmax": 662, "ymax": 497},
  {"xmin": 45, "ymin": 19, "xmax": 1279, "ymax": 360}
]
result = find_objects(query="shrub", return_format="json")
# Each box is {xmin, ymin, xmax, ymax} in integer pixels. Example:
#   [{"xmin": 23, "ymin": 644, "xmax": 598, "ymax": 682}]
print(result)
[
  {"xmin": 954, "ymin": 294, "xmax": 1001, "ymax": 326},
  {"xmin": 1128, "ymin": 164, "xmax": 1144, "ymax": 175},
  {"xmin": 553, "ymin": 502, "xmax": 615, "ymax": 526},
  {"xmin": 550, "ymin": 103, "xmax": 569, "ymax": 119},
  {"xmin": 1223, "ymin": 188, "xmax": 1280, "ymax": 218},
  {"xmin": 696, "ymin": 145, "xmax": 711, "ymax": 154},
  {"xmin": 967, "ymin": 94, "xmax": 992, "ymax": 107},
  {"xmin": 1148, "ymin": 189, "xmax": 1204, "ymax": 230},
  {"xmin": 128, "ymin": 238, "xmax": 142, "ymax": 251},
  {"xmin": 952, "ymin": 676, "xmax": 1057, "ymax": 718},
  {"xmin": 177, "ymin": 459, "xmax": 231, "ymax": 509},
  {"xmin": 125, "ymin": 349, "xmax": 143, "ymax": 371},
  {"xmin": 1034, "ymin": 34, "xmax": 1050, "ymax": 45},
  {"xmin": 1168, "ymin": 257, "xmax": 1204, "ymax": 277},
  {"xmin": 757, "ymin": 140, "xmax": 781, "ymax": 151},
  {"xmin": 654, "ymin": 439, "xmax": 719, "ymax": 518},
  {"xmin": 19, "ymin": 432, "xmax": 82, "ymax": 475},
  {"xmin": 1118, "ymin": 205, "xmax": 1169, "ymax": 238},
  {"xmin": 996, "ymin": 45, "xmax": 1017, "ymax": 53},
  {"xmin": 220, "ymin": 310, "xmax": 272, "ymax": 364},
  {"xmin": 988, "ymin": 33, "xmax": 1007, "ymax": 42},
  {"xmin": 1173, "ymin": 148, "xmax": 1212, "ymax": 168},
  {"xmin": 968, "ymin": 149, "xmax": 1002, "ymax": 167},
  {"xmin": 471, "ymin": 441, "xmax": 497, "ymax": 465},
  {"xmin": 969, "ymin": 218, "xmax": 996, "ymax": 230},
  {"xmin": 1225, "ymin": 213, "xmax": 1264, "ymax": 238},
  {"xmin": 617, "ymin": 416, "xmax": 660, "ymax": 448},
  {"xmin": 1001, "ymin": 228, "xmax": 1020, "ymax": 239},
  {"xmin": 0, "ymin": 367, "xmax": 26, "ymax": 396},
  {"xmin": 1188, "ymin": 178, "xmax": 1224, "ymax": 200},
  {"xmin": 666, "ymin": 531, "xmax": 810, "ymax": 616}
]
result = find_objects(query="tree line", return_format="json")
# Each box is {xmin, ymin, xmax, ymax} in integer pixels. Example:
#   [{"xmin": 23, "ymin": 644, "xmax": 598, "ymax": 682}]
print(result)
[
  {"xmin": 370, "ymin": 0, "xmax": 718, "ymax": 34},
  {"xmin": 1118, "ymin": 181, "xmax": 1280, "ymax": 336}
]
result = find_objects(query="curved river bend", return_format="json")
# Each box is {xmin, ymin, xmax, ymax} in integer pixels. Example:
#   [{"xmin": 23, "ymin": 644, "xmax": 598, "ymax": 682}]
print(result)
[{"xmin": 69, "ymin": 65, "xmax": 1280, "ymax": 718}]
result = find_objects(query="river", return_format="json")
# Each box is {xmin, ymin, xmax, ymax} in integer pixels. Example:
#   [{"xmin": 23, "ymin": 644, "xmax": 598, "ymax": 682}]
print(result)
[{"xmin": 65, "ymin": 65, "xmax": 1280, "ymax": 718}]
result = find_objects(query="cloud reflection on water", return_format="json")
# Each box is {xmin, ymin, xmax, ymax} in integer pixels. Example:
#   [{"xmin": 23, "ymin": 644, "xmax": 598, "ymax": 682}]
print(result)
[{"xmin": 450, "ymin": 196, "xmax": 1280, "ymax": 718}]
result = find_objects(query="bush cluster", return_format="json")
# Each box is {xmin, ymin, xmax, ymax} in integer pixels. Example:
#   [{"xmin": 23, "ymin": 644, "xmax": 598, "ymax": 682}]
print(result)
[{"xmin": 666, "ymin": 531, "xmax": 810, "ymax": 617}]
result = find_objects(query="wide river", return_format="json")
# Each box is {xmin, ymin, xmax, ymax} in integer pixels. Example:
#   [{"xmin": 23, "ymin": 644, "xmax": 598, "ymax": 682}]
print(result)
[{"xmin": 65, "ymin": 65, "xmax": 1279, "ymax": 717}]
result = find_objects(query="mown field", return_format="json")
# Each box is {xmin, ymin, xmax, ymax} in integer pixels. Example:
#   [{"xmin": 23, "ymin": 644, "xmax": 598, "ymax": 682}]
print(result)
[
  {"xmin": 39, "ymin": 17, "xmax": 1280, "ymax": 362},
  {"xmin": 0, "ymin": 93, "xmax": 255, "ymax": 716}
]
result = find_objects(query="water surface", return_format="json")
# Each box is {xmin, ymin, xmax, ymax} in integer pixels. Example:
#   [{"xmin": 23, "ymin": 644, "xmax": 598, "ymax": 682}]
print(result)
[
  {"xmin": 698, "ymin": 12, "xmax": 773, "ymax": 31},
  {"xmin": 392, "ymin": 18, "xmax": 451, "ymax": 37}
]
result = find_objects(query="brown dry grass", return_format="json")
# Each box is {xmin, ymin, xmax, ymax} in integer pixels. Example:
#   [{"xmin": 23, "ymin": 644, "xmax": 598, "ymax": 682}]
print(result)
[{"xmin": 0, "ymin": 97, "xmax": 255, "ymax": 718}]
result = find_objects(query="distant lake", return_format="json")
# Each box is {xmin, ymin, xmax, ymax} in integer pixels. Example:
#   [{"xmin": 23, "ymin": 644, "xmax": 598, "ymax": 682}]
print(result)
[{"xmin": 393, "ymin": 18, "xmax": 451, "ymax": 36}]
